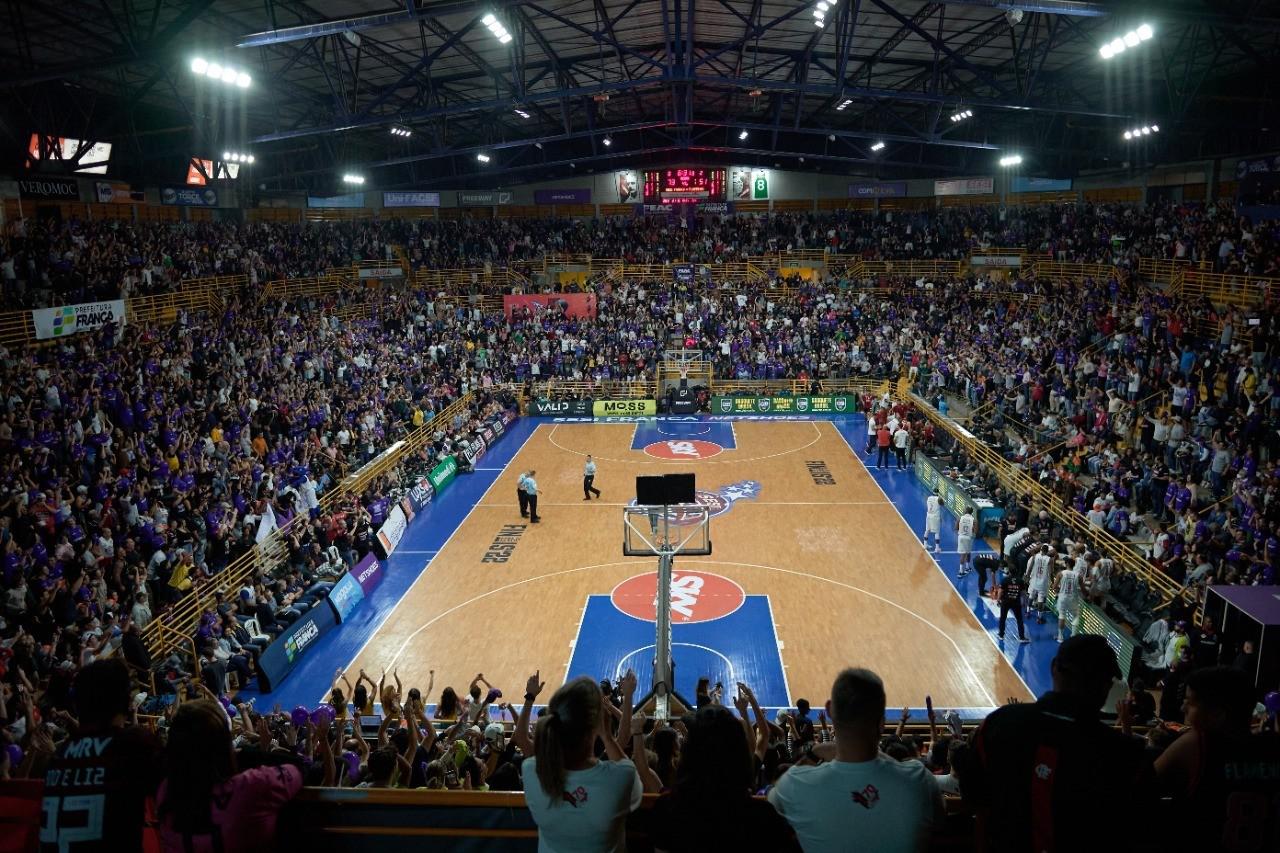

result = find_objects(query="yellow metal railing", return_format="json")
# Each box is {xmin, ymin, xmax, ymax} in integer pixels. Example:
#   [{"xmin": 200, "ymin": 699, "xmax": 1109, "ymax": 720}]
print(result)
[{"xmin": 1180, "ymin": 269, "xmax": 1280, "ymax": 307}]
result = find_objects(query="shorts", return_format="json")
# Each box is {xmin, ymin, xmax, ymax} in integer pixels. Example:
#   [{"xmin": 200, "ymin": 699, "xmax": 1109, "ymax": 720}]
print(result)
[
  {"xmin": 1058, "ymin": 598, "xmax": 1081, "ymax": 620},
  {"xmin": 1028, "ymin": 585, "xmax": 1048, "ymax": 603},
  {"xmin": 957, "ymin": 535, "xmax": 973, "ymax": 554},
  {"xmin": 926, "ymin": 514, "xmax": 941, "ymax": 534}
]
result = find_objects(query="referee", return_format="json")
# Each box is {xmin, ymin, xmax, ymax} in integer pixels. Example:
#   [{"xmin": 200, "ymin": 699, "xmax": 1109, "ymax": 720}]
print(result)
[
  {"xmin": 516, "ymin": 471, "xmax": 529, "ymax": 518},
  {"xmin": 524, "ymin": 470, "xmax": 541, "ymax": 523},
  {"xmin": 583, "ymin": 455, "xmax": 601, "ymax": 500}
]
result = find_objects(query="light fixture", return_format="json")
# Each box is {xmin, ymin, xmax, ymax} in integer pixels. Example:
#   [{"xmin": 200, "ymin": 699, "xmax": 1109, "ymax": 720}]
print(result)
[
  {"xmin": 476, "ymin": 153, "xmax": 491, "ymax": 163},
  {"xmin": 190, "ymin": 57, "xmax": 251, "ymax": 88},
  {"xmin": 1100, "ymin": 25, "xmax": 1153, "ymax": 59},
  {"xmin": 514, "ymin": 108, "xmax": 531, "ymax": 119},
  {"xmin": 999, "ymin": 154, "xmax": 1023, "ymax": 167},
  {"xmin": 602, "ymin": 136, "xmax": 612, "ymax": 146},
  {"xmin": 1122, "ymin": 124, "xmax": 1160, "ymax": 140},
  {"xmin": 870, "ymin": 141, "xmax": 885, "ymax": 152},
  {"xmin": 836, "ymin": 99, "xmax": 853, "ymax": 111},
  {"xmin": 739, "ymin": 130, "xmax": 749, "ymax": 140},
  {"xmin": 1123, "ymin": 131, "xmax": 1133, "ymax": 139},
  {"xmin": 483, "ymin": 12, "xmax": 512, "ymax": 44},
  {"xmin": 390, "ymin": 126, "xmax": 412, "ymax": 137},
  {"xmin": 342, "ymin": 173, "xmax": 365, "ymax": 185},
  {"xmin": 535, "ymin": 142, "xmax": 543, "ymax": 149},
  {"xmin": 222, "ymin": 150, "xmax": 253, "ymax": 163},
  {"xmin": 950, "ymin": 109, "xmax": 973, "ymax": 122},
  {"xmin": 1150, "ymin": 124, "xmax": 1159, "ymax": 132}
]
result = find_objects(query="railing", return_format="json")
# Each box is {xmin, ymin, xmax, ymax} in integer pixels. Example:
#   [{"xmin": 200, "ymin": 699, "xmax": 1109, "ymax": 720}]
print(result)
[
  {"xmin": 710, "ymin": 377, "xmax": 893, "ymax": 397},
  {"xmin": 1180, "ymin": 269, "xmax": 1279, "ymax": 307},
  {"xmin": 1026, "ymin": 260, "xmax": 1120, "ymax": 281},
  {"xmin": 142, "ymin": 393, "xmax": 477, "ymax": 659},
  {"xmin": 522, "ymin": 379, "xmax": 656, "ymax": 400},
  {"xmin": 909, "ymin": 392, "xmax": 1193, "ymax": 609}
]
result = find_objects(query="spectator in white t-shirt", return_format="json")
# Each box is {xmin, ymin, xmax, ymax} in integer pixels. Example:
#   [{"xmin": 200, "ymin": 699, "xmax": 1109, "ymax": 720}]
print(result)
[
  {"xmin": 517, "ymin": 673, "xmax": 642, "ymax": 853},
  {"xmin": 768, "ymin": 668, "xmax": 942, "ymax": 853}
]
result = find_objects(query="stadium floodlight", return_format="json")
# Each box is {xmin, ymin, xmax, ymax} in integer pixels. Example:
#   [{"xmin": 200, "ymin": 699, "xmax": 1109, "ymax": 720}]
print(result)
[
  {"xmin": 739, "ymin": 130, "xmax": 749, "ymax": 140},
  {"xmin": 342, "ymin": 173, "xmax": 365, "ymax": 185},
  {"xmin": 390, "ymin": 126, "xmax": 412, "ymax": 137},
  {"xmin": 999, "ymin": 154, "xmax": 1023, "ymax": 167},
  {"xmin": 514, "ymin": 108, "xmax": 531, "ymax": 119},
  {"xmin": 222, "ymin": 150, "xmax": 254, "ymax": 164},
  {"xmin": 476, "ymin": 153, "xmax": 491, "ymax": 163},
  {"xmin": 836, "ymin": 99, "xmax": 853, "ymax": 111},
  {"xmin": 1100, "ymin": 25, "xmax": 1152, "ymax": 59},
  {"xmin": 191, "ymin": 57, "xmax": 251, "ymax": 88},
  {"xmin": 1123, "ymin": 131, "xmax": 1133, "ymax": 139},
  {"xmin": 950, "ymin": 109, "xmax": 973, "ymax": 122},
  {"xmin": 602, "ymin": 136, "xmax": 612, "ymax": 146},
  {"xmin": 1123, "ymin": 124, "xmax": 1159, "ymax": 139},
  {"xmin": 870, "ymin": 141, "xmax": 885, "ymax": 152},
  {"xmin": 1150, "ymin": 124, "xmax": 1159, "ymax": 132},
  {"xmin": 483, "ymin": 12, "xmax": 512, "ymax": 44}
]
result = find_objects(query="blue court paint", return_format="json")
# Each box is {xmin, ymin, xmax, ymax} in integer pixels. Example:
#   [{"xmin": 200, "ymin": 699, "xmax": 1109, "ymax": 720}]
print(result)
[
  {"xmin": 566, "ymin": 595, "xmax": 789, "ymax": 708},
  {"xmin": 631, "ymin": 420, "xmax": 738, "ymax": 449},
  {"xmin": 833, "ymin": 417, "xmax": 1055, "ymax": 699},
  {"xmin": 237, "ymin": 417, "xmax": 541, "ymax": 709}
]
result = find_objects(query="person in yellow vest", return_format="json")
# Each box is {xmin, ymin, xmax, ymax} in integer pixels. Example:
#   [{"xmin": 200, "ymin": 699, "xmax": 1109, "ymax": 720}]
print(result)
[{"xmin": 412, "ymin": 406, "xmax": 425, "ymax": 428}]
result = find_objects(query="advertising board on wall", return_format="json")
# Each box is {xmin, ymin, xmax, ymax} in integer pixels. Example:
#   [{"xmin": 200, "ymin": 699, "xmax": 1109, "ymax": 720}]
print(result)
[
  {"xmin": 729, "ymin": 167, "xmax": 770, "ymax": 200},
  {"xmin": 31, "ymin": 300, "xmax": 125, "ymax": 340},
  {"xmin": 934, "ymin": 177, "xmax": 994, "ymax": 196},
  {"xmin": 18, "ymin": 177, "xmax": 79, "ymax": 199},
  {"xmin": 534, "ymin": 188, "xmax": 592, "ymax": 204},
  {"xmin": 161, "ymin": 186, "xmax": 219, "ymax": 206},
  {"xmin": 383, "ymin": 191, "xmax": 441, "ymax": 207},
  {"xmin": 458, "ymin": 190, "xmax": 513, "ymax": 206},
  {"xmin": 503, "ymin": 293, "xmax": 597, "ymax": 320},
  {"xmin": 848, "ymin": 182, "xmax": 907, "ymax": 198}
]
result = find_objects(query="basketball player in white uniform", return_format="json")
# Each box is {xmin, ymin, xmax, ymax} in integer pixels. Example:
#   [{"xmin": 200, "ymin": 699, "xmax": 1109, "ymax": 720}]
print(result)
[
  {"xmin": 923, "ymin": 491, "xmax": 943, "ymax": 553},
  {"xmin": 1027, "ymin": 544, "xmax": 1053, "ymax": 623},
  {"xmin": 955, "ymin": 510, "xmax": 976, "ymax": 575},
  {"xmin": 1055, "ymin": 563, "xmax": 1083, "ymax": 643}
]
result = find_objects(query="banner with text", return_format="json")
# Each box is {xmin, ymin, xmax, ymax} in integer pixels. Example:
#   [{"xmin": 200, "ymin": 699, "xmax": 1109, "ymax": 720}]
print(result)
[
  {"xmin": 1011, "ymin": 176, "xmax": 1072, "ymax": 193},
  {"xmin": 429, "ymin": 456, "xmax": 458, "ymax": 492},
  {"xmin": 257, "ymin": 598, "xmax": 337, "ymax": 692},
  {"xmin": 375, "ymin": 505, "xmax": 408, "ymax": 558},
  {"xmin": 534, "ymin": 188, "xmax": 592, "ymax": 204},
  {"xmin": 357, "ymin": 267, "xmax": 404, "ymax": 280},
  {"xmin": 593, "ymin": 399, "xmax": 657, "ymax": 417},
  {"xmin": 307, "ymin": 192, "xmax": 364, "ymax": 208},
  {"xmin": 503, "ymin": 293, "xmax": 597, "ymax": 320},
  {"xmin": 18, "ymin": 177, "xmax": 78, "ymax": 200},
  {"xmin": 31, "ymin": 300, "xmax": 125, "ymax": 340},
  {"xmin": 529, "ymin": 399, "xmax": 593, "ymax": 417},
  {"xmin": 934, "ymin": 177, "xmax": 994, "ymax": 196},
  {"xmin": 95, "ymin": 181, "xmax": 142, "ymax": 204},
  {"xmin": 458, "ymin": 190, "xmax": 513, "ymax": 206},
  {"xmin": 848, "ymin": 181, "xmax": 907, "ymax": 198},
  {"xmin": 713, "ymin": 395, "xmax": 857, "ymax": 415},
  {"xmin": 161, "ymin": 186, "xmax": 219, "ymax": 206},
  {"xmin": 970, "ymin": 255, "xmax": 1022, "ymax": 267},
  {"xmin": 383, "ymin": 191, "xmax": 441, "ymax": 207}
]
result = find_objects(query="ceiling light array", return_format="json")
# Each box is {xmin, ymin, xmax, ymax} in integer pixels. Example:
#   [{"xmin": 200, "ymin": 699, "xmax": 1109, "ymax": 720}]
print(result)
[
  {"xmin": 1123, "ymin": 124, "xmax": 1159, "ymax": 140},
  {"xmin": 482, "ymin": 13, "xmax": 513, "ymax": 44},
  {"xmin": 950, "ymin": 109, "xmax": 974, "ymax": 123},
  {"xmin": 999, "ymin": 154, "xmax": 1023, "ymax": 167},
  {"xmin": 221, "ymin": 150, "xmax": 254, "ymax": 164},
  {"xmin": 342, "ymin": 173, "xmax": 365, "ymax": 185},
  {"xmin": 190, "ymin": 57, "xmax": 251, "ymax": 88},
  {"xmin": 513, "ymin": 108, "xmax": 531, "ymax": 119},
  {"xmin": 1099, "ymin": 23, "xmax": 1153, "ymax": 59},
  {"xmin": 389, "ymin": 126, "xmax": 412, "ymax": 137},
  {"xmin": 870, "ymin": 141, "xmax": 885, "ymax": 152},
  {"xmin": 813, "ymin": 0, "xmax": 836, "ymax": 28},
  {"xmin": 836, "ymin": 99, "xmax": 853, "ymax": 111},
  {"xmin": 476, "ymin": 153, "xmax": 491, "ymax": 163}
]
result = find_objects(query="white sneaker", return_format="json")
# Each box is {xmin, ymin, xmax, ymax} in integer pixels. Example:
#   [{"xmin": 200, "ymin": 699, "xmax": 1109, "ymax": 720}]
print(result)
[
  {"xmin": 934, "ymin": 546, "xmax": 941, "ymax": 553},
  {"xmin": 1056, "ymin": 635, "xmax": 1064, "ymax": 643}
]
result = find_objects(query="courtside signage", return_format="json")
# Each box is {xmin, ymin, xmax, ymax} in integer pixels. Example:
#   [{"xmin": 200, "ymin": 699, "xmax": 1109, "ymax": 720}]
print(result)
[
  {"xmin": 529, "ymin": 399, "xmax": 593, "ymax": 416},
  {"xmin": 593, "ymin": 399, "xmax": 657, "ymax": 416},
  {"xmin": 31, "ymin": 300, "xmax": 125, "ymax": 340},
  {"xmin": 712, "ymin": 395, "xmax": 856, "ymax": 415}
]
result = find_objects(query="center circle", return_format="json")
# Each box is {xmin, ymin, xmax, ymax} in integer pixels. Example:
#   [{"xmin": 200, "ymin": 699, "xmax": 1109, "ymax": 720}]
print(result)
[
  {"xmin": 610, "ymin": 570, "xmax": 745, "ymax": 623},
  {"xmin": 643, "ymin": 439, "xmax": 724, "ymax": 460}
]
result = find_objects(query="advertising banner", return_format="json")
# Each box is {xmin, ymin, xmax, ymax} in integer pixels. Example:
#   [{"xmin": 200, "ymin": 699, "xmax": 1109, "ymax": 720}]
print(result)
[
  {"xmin": 18, "ymin": 177, "xmax": 78, "ymax": 200},
  {"xmin": 357, "ymin": 267, "xmax": 404, "ymax": 280},
  {"xmin": 934, "ymin": 177, "xmax": 993, "ymax": 196},
  {"xmin": 611, "ymin": 170, "xmax": 640, "ymax": 203},
  {"xmin": 673, "ymin": 264, "xmax": 694, "ymax": 284},
  {"xmin": 256, "ymin": 598, "xmax": 337, "ymax": 692},
  {"xmin": 462, "ymin": 436, "xmax": 487, "ymax": 467},
  {"xmin": 161, "ymin": 186, "xmax": 219, "ymax": 206},
  {"xmin": 383, "ymin": 190, "xmax": 441, "ymax": 207},
  {"xmin": 970, "ymin": 255, "xmax": 1022, "ymax": 267},
  {"xmin": 529, "ymin": 399, "xmax": 592, "ymax": 416},
  {"xmin": 327, "ymin": 571, "xmax": 365, "ymax": 623},
  {"xmin": 1011, "ymin": 176, "xmax": 1072, "ymax": 193},
  {"xmin": 351, "ymin": 552, "xmax": 385, "ymax": 594},
  {"xmin": 31, "ymin": 300, "xmax": 125, "ymax": 340},
  {"xmin": 307, "ymin": 192, "xmax": 364, "ymax": 208},
  {"xmin": 712, "ymin": 395, "xmax": 857, "ymax": 415},
  {"xmin": 489, "ymin": 417, "xmax": 506, "ymax": 436},
  {"xmin": 408, "ymin": 477, "xmax": 436, "ymax": 512},
  {"xmin": 641, "ymin": 203, "xmax": 674, "ymax": 215},
  {"xmin": 481, "ymin": 425, "xmax": 496, "ymax": 445},
  {"xmin": 429, "ymin": 456, "xmax": 458, "ymax": 492},
  {"xmin": 503, "ymin": 293, "xmax": 597, "ymax": 320},
  {"xmin": 1235, "ymin": 154, "xmax": 1280, "ymax": 179},
  {"xmin": 375, "ymin": 504, "xmax": 408, "ymax": 557},
  {"xmin": 534, "ymin": 188, "xmax": 592, "ymax": 204},
  {"xmin": 848, "ymin": 182, "xmax": 908, "ymax": 198},
  {"xmin": 697, "ymin": 202, "xmax": 732, "ymax": 214},
  {"xmin": 94, "ymin": 181, "xmax": 141, "ymax": 204},
  {"xmin": 458, "ymin": 190, "xmax": 513, "ymax": 206},
  {"xmin": 593, "ymin": 399, "xmax": 658, "ymax": 417}
]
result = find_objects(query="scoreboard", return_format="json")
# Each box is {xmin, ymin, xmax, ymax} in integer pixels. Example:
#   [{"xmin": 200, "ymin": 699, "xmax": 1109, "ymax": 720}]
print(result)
[{"xmin": 643, "ymin": 168, "xmax": 726, "ymax": 204}]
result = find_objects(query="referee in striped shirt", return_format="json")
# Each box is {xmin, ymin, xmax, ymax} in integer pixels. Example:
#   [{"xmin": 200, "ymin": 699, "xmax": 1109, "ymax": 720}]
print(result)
[{"xmin": 583, "ymin": 455, "xmax": 601, "ymax": 500}]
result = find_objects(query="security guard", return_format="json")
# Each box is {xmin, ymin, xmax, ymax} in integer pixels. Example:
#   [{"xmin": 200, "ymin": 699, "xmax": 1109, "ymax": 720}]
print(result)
[
  {"xmin": 583, "ymin": 455, "xmax": 601, "ymax": 500},
  {"xmin": 517, "ymin": 471, "xmax": 530, "ymax": 518},
  {"xmin": 524, "ymin": 470, "xmax": 541, "ymax": 523}
]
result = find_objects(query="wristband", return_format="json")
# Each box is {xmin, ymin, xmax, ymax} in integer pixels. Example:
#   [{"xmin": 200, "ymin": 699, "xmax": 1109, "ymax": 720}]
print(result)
[{"xmin": 524, "ymin": 693, "xmax": 536, "ymax": 702}]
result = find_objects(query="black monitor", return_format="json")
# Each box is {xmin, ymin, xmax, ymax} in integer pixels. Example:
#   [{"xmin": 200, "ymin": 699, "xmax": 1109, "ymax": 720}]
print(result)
[{"xmin": 635, "ymin": 473, "xmax": 696, "ymax": 505}]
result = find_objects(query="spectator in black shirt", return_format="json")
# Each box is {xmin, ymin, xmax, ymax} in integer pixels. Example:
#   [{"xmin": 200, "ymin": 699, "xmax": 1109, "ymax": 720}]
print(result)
[
  {"xmin": 997, "ymin": 573, "xmax": 1031, "ymax": 643},
  {"xmin": 961, "ymin": 635, "xmax": 1154, "ymax": 852}
]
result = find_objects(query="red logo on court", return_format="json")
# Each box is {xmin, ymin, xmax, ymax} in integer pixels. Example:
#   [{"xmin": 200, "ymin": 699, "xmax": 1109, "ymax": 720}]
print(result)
[
  {"xmin": 643, "ymin": 439, "xmax": 724, "ymax": 460},
  {"xmin": 610, "ymin": 571, "xmax": 745, "ymax": 623}
]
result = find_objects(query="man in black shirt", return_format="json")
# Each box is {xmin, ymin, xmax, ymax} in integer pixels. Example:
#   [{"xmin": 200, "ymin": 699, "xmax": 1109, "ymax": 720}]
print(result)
[
  {"xmin": 961, "ymin": 635, "xmax": 1154, "ymax": 852},
  {"xmin": 997, "ymin": 572, "xmax": 1031, "ymax": 643}
]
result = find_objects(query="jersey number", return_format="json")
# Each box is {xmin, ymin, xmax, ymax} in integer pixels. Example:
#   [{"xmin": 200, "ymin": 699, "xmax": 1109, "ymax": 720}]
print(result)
[{"xmin": 41, "ymin": 795, "xmax": 104, "ymax": 852}]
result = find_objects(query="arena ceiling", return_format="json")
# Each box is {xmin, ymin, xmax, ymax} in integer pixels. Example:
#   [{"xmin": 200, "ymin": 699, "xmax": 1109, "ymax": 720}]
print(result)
[{"xmin": 1, "ymin": 0, "xmax": 1278, "ymax": 193}]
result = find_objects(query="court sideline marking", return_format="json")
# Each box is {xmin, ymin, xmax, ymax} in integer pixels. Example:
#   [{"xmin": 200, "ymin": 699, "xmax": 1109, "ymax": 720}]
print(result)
[
  {"xmin": 547, "ymin": 420, "xmax": 823, "ymax": 465},
  {"xmin": 830, "ymin": 421, "xmax": 1035, "ymax": 701}
]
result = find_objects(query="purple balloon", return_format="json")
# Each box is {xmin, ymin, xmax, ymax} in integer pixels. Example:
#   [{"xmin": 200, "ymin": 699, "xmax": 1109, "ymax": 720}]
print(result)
[
  {"xmin": 5, "ymin": 743, "xmax": 22, "ymax": 767},
  {"xmin": 342, "ymin": 750, "xmax": 361, "ymax": 782},
  {"xmin": 1265, "ymin": 691, "xmax": 1280, "ymax": 714},
  {"xmin": 291, "ymin": 706, "xmax": 310, "ymax": 728}
]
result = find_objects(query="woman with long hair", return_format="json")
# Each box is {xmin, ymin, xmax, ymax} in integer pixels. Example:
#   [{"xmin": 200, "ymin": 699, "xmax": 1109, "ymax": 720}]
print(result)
[
  {"xmin": 435, "ymin": 686, "xmax": 459, "ymax": 720},
  {"xmin": 515, "ymin": 672, "xmax": 641, "ymax": 852},
  {"xmin": 157, "ymin": 700, "xmax": 309, "ymax": 852},
  {"xmin": 649, "ymin": 704, "xmax": 799, "ymax": 852}
]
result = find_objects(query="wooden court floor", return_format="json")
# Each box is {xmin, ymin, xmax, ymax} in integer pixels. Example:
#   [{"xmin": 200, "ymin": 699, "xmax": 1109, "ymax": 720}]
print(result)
[{"xmin": 345, "ymin": 421, "xmax": 1033, "ymax": 709}]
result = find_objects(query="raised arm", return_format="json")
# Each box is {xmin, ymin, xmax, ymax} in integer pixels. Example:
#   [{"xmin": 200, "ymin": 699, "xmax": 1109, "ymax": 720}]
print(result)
[
  {"xmin": 630, "ymin": 712, "xmax": 663, "ymax": 793},
  {"xmin": 616, "ymin": 670, "xmax": 637, "ymax": 743},
  {"xmin": 514, "ymin": 670, "xmax": 544, "ymax": 757}
]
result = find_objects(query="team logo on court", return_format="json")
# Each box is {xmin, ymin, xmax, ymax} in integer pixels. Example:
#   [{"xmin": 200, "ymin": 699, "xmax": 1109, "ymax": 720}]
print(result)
[
  {"xmin": 629, "ymin": 480, "xmax": 761, "ymax": 524},
  {"xmin": 643, "ymin": 439, "xmax": 724, "ymax": 460},
  {"xmin": 611, "ymin": 570, "xmax": 746, "ymax": 623}
]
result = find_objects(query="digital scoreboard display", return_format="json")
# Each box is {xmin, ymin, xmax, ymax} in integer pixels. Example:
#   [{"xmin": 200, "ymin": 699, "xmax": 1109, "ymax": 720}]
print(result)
[{"xmin": 643, "ymin": 168, "xmax": 726, "ymax": 204}]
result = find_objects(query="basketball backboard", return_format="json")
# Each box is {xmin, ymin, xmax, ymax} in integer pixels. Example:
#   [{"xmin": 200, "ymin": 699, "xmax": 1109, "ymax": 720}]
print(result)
[{"xmin": 623, "ymin": 504, "xmax": 711, "ymax": 556}]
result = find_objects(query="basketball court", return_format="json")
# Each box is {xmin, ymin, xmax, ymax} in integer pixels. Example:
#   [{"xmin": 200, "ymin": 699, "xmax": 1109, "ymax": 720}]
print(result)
[{"xmin": 326, "ymin": 417, "xmax": 1036, "ymax": 711}]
